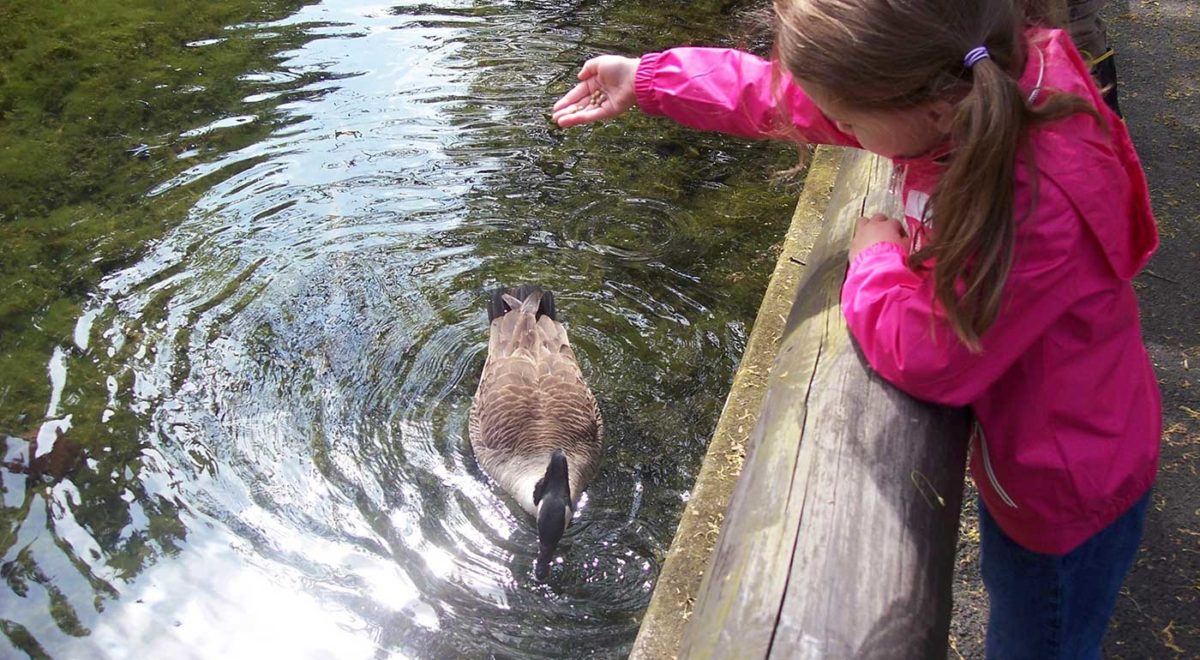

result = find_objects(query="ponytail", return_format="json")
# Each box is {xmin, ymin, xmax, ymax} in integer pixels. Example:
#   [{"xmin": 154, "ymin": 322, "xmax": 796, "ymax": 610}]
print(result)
[
  {"xmin": 910, "ymin": 51, "xmax": 1098, "ymax": 350},
  {"xmin": 909, "ymin": 56, "xmax": 1023, "ymax": 350}
]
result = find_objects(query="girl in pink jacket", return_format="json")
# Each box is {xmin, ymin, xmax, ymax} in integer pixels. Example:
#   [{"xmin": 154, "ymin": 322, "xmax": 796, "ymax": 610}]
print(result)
[{"xmin": 553, "ymin": 1, "xmax": 1159, "ymax": 657}]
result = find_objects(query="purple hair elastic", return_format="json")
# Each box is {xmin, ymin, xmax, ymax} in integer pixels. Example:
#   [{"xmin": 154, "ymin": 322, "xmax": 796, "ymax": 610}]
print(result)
[{"xmin": 964, "ymin": 46, "xmax": 991, "ymax": 69}]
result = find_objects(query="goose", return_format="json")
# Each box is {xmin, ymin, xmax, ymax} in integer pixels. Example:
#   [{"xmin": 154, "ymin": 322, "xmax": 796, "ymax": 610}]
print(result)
[{"xmin": 469, "ymin": 285, "xmax": 604, "ymax": 580}]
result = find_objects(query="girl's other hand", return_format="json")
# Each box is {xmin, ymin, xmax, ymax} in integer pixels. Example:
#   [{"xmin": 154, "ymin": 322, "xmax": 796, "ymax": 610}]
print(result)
[
  {"xmin": 552, "ymin": 56, "xmax": 640, "ymax": 128},
  {"xmin": 848, "ymin": 213, "xmax": 907, "ymax": 262}
]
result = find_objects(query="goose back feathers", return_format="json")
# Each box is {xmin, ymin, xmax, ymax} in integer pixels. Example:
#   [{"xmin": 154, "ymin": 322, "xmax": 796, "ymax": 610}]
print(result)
[{"xmin": 468, "ymin": 286, "xmax": 604, "ymax": 518}]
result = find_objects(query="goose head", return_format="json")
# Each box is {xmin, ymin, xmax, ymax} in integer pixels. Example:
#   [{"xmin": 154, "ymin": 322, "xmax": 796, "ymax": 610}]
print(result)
[{"xmin": 533, "ymin": 449, "xmax": 572, "ymax": 580}]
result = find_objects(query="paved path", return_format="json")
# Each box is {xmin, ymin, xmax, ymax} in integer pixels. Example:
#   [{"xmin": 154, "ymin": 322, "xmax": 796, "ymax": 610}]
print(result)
[{"xmin": 1107, "ymin": 1, "xmax": 1200, "ymax": 656}]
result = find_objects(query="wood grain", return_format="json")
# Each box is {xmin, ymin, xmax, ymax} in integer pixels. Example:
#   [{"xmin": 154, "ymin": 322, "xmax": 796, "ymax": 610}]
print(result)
[{"xmin": 680, "ymin": 150, "xmax": 969, "ymax": 660}]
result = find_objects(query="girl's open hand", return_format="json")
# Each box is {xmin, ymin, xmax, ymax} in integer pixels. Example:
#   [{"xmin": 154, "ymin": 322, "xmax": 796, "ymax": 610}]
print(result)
[
  {"xmin": 552, "ymin": 56, "xmax": 640, "ymax": 128},
  {"xmin": 849, "ymin": 213, "xmax": 907, "ymax": 262}
]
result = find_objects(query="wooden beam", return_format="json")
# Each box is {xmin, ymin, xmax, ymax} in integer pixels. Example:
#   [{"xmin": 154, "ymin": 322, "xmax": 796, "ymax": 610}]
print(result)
[
  {"xmin": 680, "ymin": 149, "xmax": 969, "ymax": 659},
  {"xmin": 631, "ymin": 147, "xmax": 840, "ymax": 660}
]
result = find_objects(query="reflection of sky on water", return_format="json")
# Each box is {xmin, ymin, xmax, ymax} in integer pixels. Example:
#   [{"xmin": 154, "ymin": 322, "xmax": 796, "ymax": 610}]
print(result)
[{"xmin": 51, "ymin": 505, "xmax": 387, "ymax": 657}]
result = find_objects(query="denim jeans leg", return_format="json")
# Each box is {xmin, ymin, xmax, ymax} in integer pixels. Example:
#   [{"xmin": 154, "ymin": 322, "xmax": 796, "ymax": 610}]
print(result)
[
  {"xmin": 979, "ymin": 491, "xmax": 1150, "ymax": 660},
  {"xmin": 980, "ymin": 500, "xmax": 1063, "ymax": 659}
]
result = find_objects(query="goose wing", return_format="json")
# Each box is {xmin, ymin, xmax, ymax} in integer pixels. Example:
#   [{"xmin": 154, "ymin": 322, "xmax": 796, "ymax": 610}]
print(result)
[{"xmin": 469, "ymin": 301, "xmax": 603, "ymax": 500}]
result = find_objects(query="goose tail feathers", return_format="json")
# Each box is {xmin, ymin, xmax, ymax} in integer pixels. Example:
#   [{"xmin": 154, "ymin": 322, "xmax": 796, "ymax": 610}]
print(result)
[{"xmin": 488, "ymin": 284, "xmax": 556, "ymax": 322}]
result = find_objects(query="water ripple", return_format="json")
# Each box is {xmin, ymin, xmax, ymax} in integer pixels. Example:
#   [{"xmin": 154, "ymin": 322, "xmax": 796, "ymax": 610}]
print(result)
[{"xmin": 5, "ymin": 0, "xmax": 796, "ymax": 657}]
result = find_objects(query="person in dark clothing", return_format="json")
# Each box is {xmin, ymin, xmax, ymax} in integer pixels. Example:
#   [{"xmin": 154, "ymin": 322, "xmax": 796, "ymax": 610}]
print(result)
[{"xmin": 1030, "ymin": 0, "xmax": 1121, "ymax": 115}]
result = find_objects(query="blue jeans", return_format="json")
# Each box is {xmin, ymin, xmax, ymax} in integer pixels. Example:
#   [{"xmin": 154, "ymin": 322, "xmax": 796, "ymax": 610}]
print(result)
[{"xmin": 979, "ymin": 491, "xmax": 1150, "ymax": 659}]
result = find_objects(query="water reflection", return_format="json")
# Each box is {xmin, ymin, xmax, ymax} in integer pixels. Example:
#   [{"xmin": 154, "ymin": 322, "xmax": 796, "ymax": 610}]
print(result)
[{"xmin": 1, "ymin": 0, "xmax": 795, "ymax": 656}]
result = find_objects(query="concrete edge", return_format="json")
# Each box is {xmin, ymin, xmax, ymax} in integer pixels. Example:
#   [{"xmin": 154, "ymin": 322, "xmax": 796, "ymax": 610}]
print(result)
[{"xmin": 630, "ymin": 146, "xmax": 843, "ymax": 660}]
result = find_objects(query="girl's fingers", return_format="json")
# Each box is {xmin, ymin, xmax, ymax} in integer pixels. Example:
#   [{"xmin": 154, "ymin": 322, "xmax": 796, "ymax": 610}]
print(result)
[
  {"xmin": 554, "ymin": 103, "xmax": 612, "ymax": 128},
  {"xmin": 550, "ymin": 97, "xmax": 595, "ymax": 125},
  {"xmin": 555, "ymin": 109, "xmax": 595, "ymax": 128},
  {"xmin": 552, "ymin": 81, "xmax": 592, "ymax": 113},
  {"xmin": 553, "ymin": 85, "xmax": 619, "ymax": 127},
  {"xmin": 854, "ymin": 214, "xmax": 904, "ymax": 239},
  {"xmin": 876, "ymin": 214, "xmax": 905, "ymax": 236}
]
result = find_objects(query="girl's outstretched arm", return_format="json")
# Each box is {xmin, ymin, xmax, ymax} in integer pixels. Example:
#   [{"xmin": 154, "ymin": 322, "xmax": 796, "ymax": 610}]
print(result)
[
  {"xmin": 634, "ymin": 48, "xmax": 857, "ymax": 145},
  {"xmin": 553, "ymin": 48, "xmax": 856, "ymax": 146},
  {"xmin": 552, "ymin": 56, "xmax": 640, "ymax": 128}
]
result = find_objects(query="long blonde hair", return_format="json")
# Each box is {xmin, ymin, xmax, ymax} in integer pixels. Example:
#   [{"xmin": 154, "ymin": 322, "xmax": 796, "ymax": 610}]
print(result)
[{"xmin": 774, "ymin": 0, "xmax": 1095, "ymax": 349}]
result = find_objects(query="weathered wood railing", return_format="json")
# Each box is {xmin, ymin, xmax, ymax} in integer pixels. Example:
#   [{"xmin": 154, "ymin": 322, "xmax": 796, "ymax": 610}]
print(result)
[{"xmin": 678, "ymin": 149, "xmax": 970, "ymax": 659}]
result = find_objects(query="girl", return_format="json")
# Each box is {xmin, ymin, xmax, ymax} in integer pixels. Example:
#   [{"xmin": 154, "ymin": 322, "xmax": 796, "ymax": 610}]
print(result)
[{"xmin": 551, "ymin": 1, "xmax": 1159, "ymax": 657}]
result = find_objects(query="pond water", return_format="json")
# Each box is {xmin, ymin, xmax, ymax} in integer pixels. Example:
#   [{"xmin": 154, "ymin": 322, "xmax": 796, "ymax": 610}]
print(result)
[{"xmin": 0, "ymin": 0, "xmax": 798, "ymax": 656}]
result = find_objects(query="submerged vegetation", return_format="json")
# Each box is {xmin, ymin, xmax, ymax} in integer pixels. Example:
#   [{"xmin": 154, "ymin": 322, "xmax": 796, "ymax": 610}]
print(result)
[
  {"xmin": 0, "ymin": 0, "xmax": 312, "ymax": 430},
  {"xmin": 0, "ymin": 0, "xmax": 804, "ymax": 655},
  {"xmin": 1, "ymin": 1, "xmax": 314, "ymax": 652}
]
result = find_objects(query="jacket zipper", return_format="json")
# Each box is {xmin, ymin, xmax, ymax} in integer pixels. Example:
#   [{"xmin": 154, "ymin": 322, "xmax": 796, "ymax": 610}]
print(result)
[{"xmin": 974, "ymin": 420, "xmax": 1018, "ymax": 508}]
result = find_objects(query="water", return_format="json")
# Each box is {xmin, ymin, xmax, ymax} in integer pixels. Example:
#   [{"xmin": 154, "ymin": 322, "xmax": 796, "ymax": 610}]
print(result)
[{"xmin": 0, "ymin": 0, "xmax": 798, "ymax": 656}]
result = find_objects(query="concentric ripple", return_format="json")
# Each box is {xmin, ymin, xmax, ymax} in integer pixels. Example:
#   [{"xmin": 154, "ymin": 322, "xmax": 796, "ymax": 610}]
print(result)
[{"xmin": 0, "ymin": 0, "xmax": 798, "ymax": 657}]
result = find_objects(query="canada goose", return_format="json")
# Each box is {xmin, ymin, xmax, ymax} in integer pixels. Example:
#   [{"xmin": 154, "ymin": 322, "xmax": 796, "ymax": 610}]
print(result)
[{"xmin": 469, "ymin": 285, "xmax": 604, "ymax": 580}]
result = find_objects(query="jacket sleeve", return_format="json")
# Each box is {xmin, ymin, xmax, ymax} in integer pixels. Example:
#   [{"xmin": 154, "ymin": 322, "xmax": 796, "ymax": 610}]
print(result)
[
  {"xmin": 634, "ymin": 48, "xmax": 858, "ymax": 146},
  {"xmin": 840, "ymin": 179, "xmax": 1085, "ymax": 406}
]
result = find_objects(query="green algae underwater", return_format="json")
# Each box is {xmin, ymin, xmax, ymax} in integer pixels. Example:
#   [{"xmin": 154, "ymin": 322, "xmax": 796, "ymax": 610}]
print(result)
[{"xmin": 0, "ymin": 0, "xmax": 803, "ymax": 656}]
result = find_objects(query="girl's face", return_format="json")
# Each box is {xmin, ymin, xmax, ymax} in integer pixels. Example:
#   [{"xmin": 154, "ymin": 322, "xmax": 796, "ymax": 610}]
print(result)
[{"xmin": 800, "ymin": 80, "xmax": 954, "ymax": 160}]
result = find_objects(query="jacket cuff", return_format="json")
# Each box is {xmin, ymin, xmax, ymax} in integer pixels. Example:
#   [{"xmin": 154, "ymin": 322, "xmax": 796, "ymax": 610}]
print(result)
[
  {"xmin": 849, "ymin": 241, "xmax": 907, "ymax": 272},
  {"xmin": 634, "ymin": 52, "xmax": 664, "ymax": 116}
]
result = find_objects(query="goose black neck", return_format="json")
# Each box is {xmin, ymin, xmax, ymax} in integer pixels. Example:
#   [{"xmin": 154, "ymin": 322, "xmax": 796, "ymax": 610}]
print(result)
[{"xmin": 534, "ymin": 450, "xmax": 571, "ymax": 580}]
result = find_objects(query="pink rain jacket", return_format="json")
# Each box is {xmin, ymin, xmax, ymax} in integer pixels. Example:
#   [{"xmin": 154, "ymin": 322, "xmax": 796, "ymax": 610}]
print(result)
[{"xmin": 634, "ymin": 29, "xmax": 1160, "ymax": 554}]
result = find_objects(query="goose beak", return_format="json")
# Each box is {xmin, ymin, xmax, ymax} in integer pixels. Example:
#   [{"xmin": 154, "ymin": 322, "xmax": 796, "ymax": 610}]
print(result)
[
  {"xmin": 534, "ymin": 499, "xmax": 568, "ymax": 580},
  {"xmin": 535, "ymin": 547, "xmax": 554, "ymax": 581}
]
